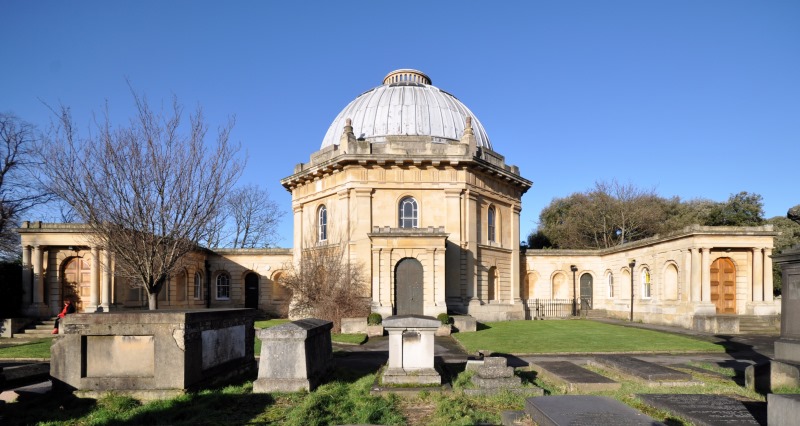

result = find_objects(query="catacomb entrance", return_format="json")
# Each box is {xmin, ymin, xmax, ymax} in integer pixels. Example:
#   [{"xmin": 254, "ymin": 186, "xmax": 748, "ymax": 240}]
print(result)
[
  {"xmin": 245, "ymin": 272, "xmax": 259, "ymax": 309},
  {"xmin": 710, "ymin": 257, "xmax": 736, "ymax": 314},
  {"xmin": 395, "ymin": 258, "xmax": 424, "ymax": 315},
  {"xmin": 580, "ymin": 273, "xmax": 593, "ymax": 310}
]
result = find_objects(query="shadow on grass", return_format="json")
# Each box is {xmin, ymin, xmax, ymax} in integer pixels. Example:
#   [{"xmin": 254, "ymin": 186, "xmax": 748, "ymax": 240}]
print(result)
[{"xmin": 476, "ymin": 322, "xmax": 492, "ymax": 331}]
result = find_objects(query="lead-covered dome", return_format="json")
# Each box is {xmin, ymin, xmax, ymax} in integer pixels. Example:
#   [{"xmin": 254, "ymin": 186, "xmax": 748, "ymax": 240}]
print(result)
[{"xmin": 321, "ymin": 69, "xmax": 492, "ymax": 150}]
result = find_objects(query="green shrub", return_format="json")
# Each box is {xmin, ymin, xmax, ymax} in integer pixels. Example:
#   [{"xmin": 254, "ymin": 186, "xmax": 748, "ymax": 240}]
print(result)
[
  {"xmin": 367, "ymin": 313, "xmax": 382, "ymax": 325},
  {"xmin": 437, "ymin": 313, "xmax": 450, "ymax": 325}
]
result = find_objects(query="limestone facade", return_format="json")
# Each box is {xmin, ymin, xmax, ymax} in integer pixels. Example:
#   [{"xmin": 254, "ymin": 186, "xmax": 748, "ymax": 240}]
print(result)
[
  {"xmin": 18, "ymin": 222, "xmax": 292, "ymax": 317},
  {"xmin": 14, "ymin": 70, "xmax": 782, "ymax": 331}
]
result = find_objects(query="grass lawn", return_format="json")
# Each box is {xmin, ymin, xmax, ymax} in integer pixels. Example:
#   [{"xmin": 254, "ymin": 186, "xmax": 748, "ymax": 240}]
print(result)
[
  {"xmin": 452, "ymin": 320, "xmax": 724, "ymax": 354},
  {"xmin": 0, "ymin": 338, "xmax": 53, "ymax": 359}
]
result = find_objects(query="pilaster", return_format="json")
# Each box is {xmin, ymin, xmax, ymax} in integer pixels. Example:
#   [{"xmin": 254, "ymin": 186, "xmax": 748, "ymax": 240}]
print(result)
[{"xmin": 753, "ymin": 248, "xmax": 764, "ymax": 302}]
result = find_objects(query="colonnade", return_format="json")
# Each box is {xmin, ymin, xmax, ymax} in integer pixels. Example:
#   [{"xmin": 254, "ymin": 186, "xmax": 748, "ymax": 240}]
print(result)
[{"xmin": 21, "ymin": 245, "xmax": 114, "ymax": 315}]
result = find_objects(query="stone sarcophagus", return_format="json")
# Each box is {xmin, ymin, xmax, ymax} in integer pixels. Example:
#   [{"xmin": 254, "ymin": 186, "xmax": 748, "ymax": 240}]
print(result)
[{"xmin": 50, "ymin": 309, "xmax": 256, "ymax": 399}]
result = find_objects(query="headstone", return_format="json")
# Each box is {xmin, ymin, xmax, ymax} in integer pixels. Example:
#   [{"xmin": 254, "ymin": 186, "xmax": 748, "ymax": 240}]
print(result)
[
  {"xmin": 452, "ymin": 315, "xmax": 477, "ymax": 332},
  {"xmin": 768, "ymin": 394, "xmax": 800, "ymax": 426},
  {"xmin": 253, "ymin": 318, "xmax": 333, "ymax": 393},
  {"xmin": 381, "ymin": 315, "xmax": 441, "ymax": 385},
  {"xmin": 471, "ymin": 356, "xmax": 520, "ymax": 389},
  {"xmin": 525, "ymin": 395, "xmax": 663, "ymax": 426},
  {"xmin": 593, "ymin": 355, "xmax": 692, "ymax": 382},
  {"xmin": 530, "ymin": 361, "xmax": 620, "ymax": 392},
  {"xmin": 340, "ymin": 317, "xmax": 367, "ymax": 334},
  {"xmin": 638, "ymin": 394, "xmax": 765, "ymax": 426}
]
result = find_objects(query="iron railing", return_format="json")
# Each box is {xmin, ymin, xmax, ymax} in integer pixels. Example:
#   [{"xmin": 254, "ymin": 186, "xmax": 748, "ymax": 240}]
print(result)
[{"xmin": 524, "ymin": 298, "xmax": 575, "ymax": 319}]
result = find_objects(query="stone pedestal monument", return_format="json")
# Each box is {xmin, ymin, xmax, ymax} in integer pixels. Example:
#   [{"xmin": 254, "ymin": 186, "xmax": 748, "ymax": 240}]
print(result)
[
  {"xmin": 771, "ymin": 244, "xmax": 800, "ymax": 389},
  {"xmin": 382, "ymin": 315, "xmax": 441, "ymax": 385}
]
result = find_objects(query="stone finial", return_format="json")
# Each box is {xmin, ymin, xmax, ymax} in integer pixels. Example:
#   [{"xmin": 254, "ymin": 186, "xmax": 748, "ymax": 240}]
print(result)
[
  {"xmin": 340, "ymin": 118, "xmax": 356, "ymax": 153},
  {"xmin": 461, "ymin": 116, "xmax": 477, "ymax": 155}
]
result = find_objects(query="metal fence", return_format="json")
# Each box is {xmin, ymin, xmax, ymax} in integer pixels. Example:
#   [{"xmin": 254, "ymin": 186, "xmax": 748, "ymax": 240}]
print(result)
[{"xmin": 524, "ymin": 298, "xmax": 575, "ymax": 319}]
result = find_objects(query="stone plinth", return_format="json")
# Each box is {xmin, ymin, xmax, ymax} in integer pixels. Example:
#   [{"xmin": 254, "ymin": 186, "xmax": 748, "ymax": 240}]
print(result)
[
  {"xmin": 253, "ymin": 318, "xmax": 333, "ymax": 393},
  {"xmin": 471, "ymin": 356, "xmax": 521, "ymax": 389},
  {"xmin": 340, "ymin": 317, "xmax": 367, "ymax": 334},
  {"xmin": 50, "ymin": 309, "xmax": 256, "ymax": 400},
  {"xmin": 382, "ymin": 315, "xmax": 441, "ymax": 385},
  {"xmin": 768, "ymin": 247, "xmax": 800, "ymax": 391},
  {"xmin": 768, "ymin": 394, "xmax": 800, "ymax": 426}
]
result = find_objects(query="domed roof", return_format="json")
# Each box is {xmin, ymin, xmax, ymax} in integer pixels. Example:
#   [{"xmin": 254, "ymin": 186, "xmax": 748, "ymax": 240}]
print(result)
[{"xmin": 321, "ymin": 69, "xmax": 492, "ymax": 150}]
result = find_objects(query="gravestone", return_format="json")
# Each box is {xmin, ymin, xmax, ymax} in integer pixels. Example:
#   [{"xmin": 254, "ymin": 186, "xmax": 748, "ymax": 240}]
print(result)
[
  {"xmin": 531, "ymin": 360, "xmax": 620, "ymax": 392},
  {"xmin": 638, "ymin": 394, "xmax": 765, "ymax": 426},
  {"xmin": 50, "ymin": 309, "xmax": 256, "ymax": 400},
  {"xmin": 525, "ymin": 395, "xmax": 663, "ymax": 426},
  {"xmin": 382, "ymin": 315, "xmax": 440, "ymax": 385},
  {"xmin": 253, "ymin": 318, "xmax": 333, "ymax": 393},
  {"xmin": 593, "ymin": 355, "xmax": 692, "ymax": 383}
]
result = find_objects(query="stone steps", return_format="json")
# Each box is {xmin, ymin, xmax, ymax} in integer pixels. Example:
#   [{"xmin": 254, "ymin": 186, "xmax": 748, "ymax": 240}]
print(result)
[
  {"xmin": 12, "ymin": 319, "xmax": 57, "ymax": 338},
  {"xmin": 738, "ymin": 315, "xmax": 779, "ymax": 334}
]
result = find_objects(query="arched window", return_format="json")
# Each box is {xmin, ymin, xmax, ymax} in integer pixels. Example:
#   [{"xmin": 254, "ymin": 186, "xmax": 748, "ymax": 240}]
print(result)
[
  {"xmin": 318, "ymin": 205, "xmax": 327, "ymax": 242},
  {"xmin": 216, "ymin": 272, "xmax": 230, "ymax": 300},
  {"xmin": 194, "ymin": 272, "xmax": 203, "ymax": 300},
  {"xmin": 399, "ymin": 197, "xmax": 418, "ymax": 228},
  {"xmin": 607, "ymin": 272, "xmax": 614, "ymax": 298},
  {"xmin": 488, "ymin": 206, "xmax": 496, "ymax": 242},
  {"xmin": 641, "ymin": 268, "xmax": 651, "ymax": 299}
]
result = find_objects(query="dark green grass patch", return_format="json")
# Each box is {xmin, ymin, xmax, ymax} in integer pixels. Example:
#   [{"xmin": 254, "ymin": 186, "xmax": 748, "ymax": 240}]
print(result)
[
  {"xmin": 0, "ymin": 338, "xmax": 53, "ymax": 359},
  {"xmin": 453, "ymin": 320, "xmax": 724, "ymax": 354}
]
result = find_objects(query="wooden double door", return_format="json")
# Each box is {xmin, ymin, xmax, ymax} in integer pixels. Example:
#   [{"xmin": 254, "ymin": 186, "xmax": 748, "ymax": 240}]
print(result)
[{"xmin": 710, "ymin": 258, "xmax": 736, "ymax": 314}]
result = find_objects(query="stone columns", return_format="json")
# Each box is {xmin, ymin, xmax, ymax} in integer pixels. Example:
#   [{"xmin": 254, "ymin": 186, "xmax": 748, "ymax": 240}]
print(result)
[
  {"xmin": 764, "ymin": 248, "xmax": 774, "ymax": 302},
  {"xmin": 90, "ymin": 246, "xmax": 100, "ymax": 311},
  {"xmin": 510, "ymin": 205, "xmax": 522, "ymax": 304},
  {"xmin": 444, "ymin": 189, "xmax": 462, "ymax": 303},
  {"xmin": 292, "ymin": 204, "xmax": 303, "ymax": 264},
  {"xmin": 466, "ymin": 191, "xmax": 479, "ymax": 306},
  {"xmin": 22, "ymin": 245, "xmax": 32, "ymax": 305},
  {"xmin": 32, "ymin": 246, "xmax": 45, "ymax": 305},
  {"xmin": 701, "ymin": 248, "xmax": 711, "ymax": 302},
  {"xmin": 101, "ymin": 249, "xmax": 112, "ymax": 311},
  {"xmin": 337, "ymin": 189, "xmax": 350, "ymax": 260},
  {"xmin": 432, "ymin": 247, "xmax": 446, "ymax": 310},
  {"xmin": 753, "ymin": 248, "xmax": 764, "ymax": 302},
  {"xmin": 690, "ymin": 248, "xmax": 701, "ymax": 302}
]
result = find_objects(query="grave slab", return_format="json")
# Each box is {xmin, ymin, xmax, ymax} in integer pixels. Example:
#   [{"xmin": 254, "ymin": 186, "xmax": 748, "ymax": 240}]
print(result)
[
  {"xmin": 638, "ymin": 394, "xmax": 765, "ymax": 426},
  {"xmin": 525, "ymin": 395, "xmax": 664, "ymax": 426},
  {"xmin": 531, "ymin": 361, "xmax": 620, "ymax": 392},
  {"xmin": 593, "ymin": 355, "xmax": 692, "ymax": 382}
]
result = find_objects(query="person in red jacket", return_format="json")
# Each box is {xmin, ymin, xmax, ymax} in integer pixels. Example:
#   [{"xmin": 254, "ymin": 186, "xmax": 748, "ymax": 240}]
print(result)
[{"xmin": 52, "ymin": 299, "xmax": 76, "ymax": 334}]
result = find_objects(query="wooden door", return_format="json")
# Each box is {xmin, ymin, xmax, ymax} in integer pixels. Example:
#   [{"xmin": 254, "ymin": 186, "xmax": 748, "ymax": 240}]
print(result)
[
  {"xmin": 710, "ymin": 258, "xmax": 736, "ymax": 314},
  {"xmin": 245, "ymin": 273, "xmax": 259, "ymax": 309},
  {"xmin": 63, "ymin": 257, "xmax": 91, "ymax": 312},
  {"xmin": 395, "ymin": 258, "xmax": 424, "ymax": 315}
]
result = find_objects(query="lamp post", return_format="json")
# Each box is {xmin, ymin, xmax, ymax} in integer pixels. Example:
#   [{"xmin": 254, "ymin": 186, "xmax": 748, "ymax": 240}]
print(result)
[
  {"xmin": 570, "ymin": 265, "xmax": 578, "ymax": 316},
  {"xmin": 629, "ymin": 259, "xmax": 636, "ymax": 322}
]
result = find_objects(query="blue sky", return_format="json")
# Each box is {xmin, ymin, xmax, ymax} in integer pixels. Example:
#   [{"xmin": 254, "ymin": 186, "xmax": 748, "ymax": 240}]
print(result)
[{"xmin": 2, "ymin": 1, "xmax": 798, "ymax": 247}]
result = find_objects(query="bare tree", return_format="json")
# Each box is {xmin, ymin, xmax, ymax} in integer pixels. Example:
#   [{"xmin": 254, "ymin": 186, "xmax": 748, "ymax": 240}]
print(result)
[
  {"xmin": 227, "ymin": 184, "xmax": 283, "ymax": 248},
  {"xmin": 40, "ymin": 93, "xmax": 242, "ymax": 309},
  {"xmin": 280, "ymin": 240, "xmax": 370, "ymax": 332},
  {"xmin": 0, "ymin": 113, "xmax": 53, "ymax": 258}
]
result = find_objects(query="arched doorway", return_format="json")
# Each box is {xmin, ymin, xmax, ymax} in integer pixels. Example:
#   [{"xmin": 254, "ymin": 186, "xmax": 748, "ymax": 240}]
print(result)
[
  {"xmin": 710, "ymin": 258, "xmax": 736, "ymax": 314},
  {"xmin": 62, "ymin": 257, "xmax": 91, "ymax": 312},
  {"xmin": 579, "ymin": 273, "xmax": 593, "ymax": 310},
  {"xmin": 245, "ymin": 272, "xmax": 259, "ymax": 309},
  {"xmin": 395, "ymin": 258, "xmax": 423, "ymax": 315}
]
